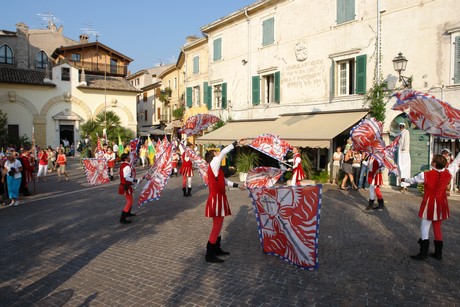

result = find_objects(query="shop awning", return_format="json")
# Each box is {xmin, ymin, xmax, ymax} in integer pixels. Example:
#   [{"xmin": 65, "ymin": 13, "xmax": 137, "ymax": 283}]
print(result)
[
  {"xmin": 196, "ymin": 119, "xmax": 276, "ymax": 145},
  {"xmin": 270, "ymin": 111, "xmax": 368, "ymax": 148}
]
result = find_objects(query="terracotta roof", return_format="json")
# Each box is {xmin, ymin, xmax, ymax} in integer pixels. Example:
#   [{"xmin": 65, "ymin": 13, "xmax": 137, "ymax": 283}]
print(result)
[
  {"xmin": 78, "ymin": 74, "xmax": 141, "ymax": 93},
  {"xmin": 0, "ymin": 66, "xmax": 56, "ymax": 86}
]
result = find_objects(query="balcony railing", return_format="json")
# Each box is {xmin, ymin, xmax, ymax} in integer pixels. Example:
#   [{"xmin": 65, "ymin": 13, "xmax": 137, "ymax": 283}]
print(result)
[{"xmin": 60, "ymin": 59, "xmax": 128, "ymax": 76}]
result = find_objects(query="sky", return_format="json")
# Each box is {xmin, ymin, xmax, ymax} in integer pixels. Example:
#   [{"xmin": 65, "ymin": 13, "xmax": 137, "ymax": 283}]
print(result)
[{"xmin": 2, "ymin": 0, "xmax": 256, "ymax": 73}]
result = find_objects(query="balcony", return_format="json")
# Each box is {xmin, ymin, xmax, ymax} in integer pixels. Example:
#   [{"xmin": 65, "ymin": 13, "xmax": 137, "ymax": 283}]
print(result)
[{"xmin": 64, "ymin": 60, "xmax": 128, "ymax": 77}]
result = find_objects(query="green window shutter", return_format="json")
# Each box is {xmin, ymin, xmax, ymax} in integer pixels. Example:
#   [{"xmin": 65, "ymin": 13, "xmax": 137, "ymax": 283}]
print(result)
[
  {"xmin": 337, "ymin": 0, "xmax": 346, "ymax": 24},
  {"xmin": 252, "ymin": 76, "xmax": 260, "ymax": 105},
  {"xmin": 330, "ymin": 60, "xmax": 335, "ymax": 97},
  {"xmin": 262, "ymin": 17, "xmax": 274, "ymax": 46},
  {"xmin": 355, "ymin": 54, "xmax": 367, "ymax": 94},
  {"xmin": 207, "ymin": 84, "xmax": 212, "ymax": 109},
  {"xmin": 213, "ymin": 38, "xmax": 222, "ymax": 61},
  {"xmin": 203, "ymin": 82, "xmax": 210, "ymax": 110},
  {"xmin": 193, "ymin": 56, "xmax": 199, "ymax": 74},
  {"xmin": 274, "ymin": 71, "xmax": 280, "ymax": 103},
  {"xmin": 186, "ymin": 87, "xmax": 193, "ymax": 107},
  {"xmin": 221, "ymin": 82, "xmax": 227, "ymax": 109},
  {"xmin": 346, "ymin": 0, "xmax": 355, "ymax": 22},
  {"xmin": 455, "ymin": 36, "xmax": 460, "ymax": 84}
]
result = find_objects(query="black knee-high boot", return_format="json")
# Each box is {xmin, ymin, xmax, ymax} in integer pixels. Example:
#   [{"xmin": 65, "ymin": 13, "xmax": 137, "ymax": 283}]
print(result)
[
  {"xmin": 186, "ymin": 187, "xmax": 192, "ymax": 197},
  {"xmin": 215, "ymin": 236, "xmax": 230, "ymax": 256},
  {"xmin": 182, "ymin": 187, "xmax": 187, "ymax": 196},
  {"xmin": 410, "ymin": 239, "xmax": 429, "ymax": 260},
  {"xmin": 429, "ymin": 240, "xmax": 443, "ymax": 260},
  {"xmin": 365, "ymin": 199, "xmax": 374, "ymax": 211},
  {"xmin": 126, "ymin": 208, "xmax": 136, "ymax": 217},
  {"xmin": 377, "ymin": 198, "xmax": 384, "ymax": 210},
  {"xmin": 205, "ymin": 242, "xmax": 224, "ymax": 263},
  {"xmin": 120, "ymin": 211, "xmax": 132, "ymax": 224}
]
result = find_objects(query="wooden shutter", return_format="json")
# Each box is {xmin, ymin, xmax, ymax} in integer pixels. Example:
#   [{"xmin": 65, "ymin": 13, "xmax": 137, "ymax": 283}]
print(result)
[
  {"xmin": 346, "ymin": 0, "xmax": 355, "ymax": 22},
  {"xmin": 193, "ymin": 56, "xmax": 199, "ymax": 74},
  {"xmin": 213, "ymin": 38, "xmax": 222, "ymax": 61},
  {"xmin": 252, "ymin": 76, "xmax": 260, "ymax": 105},
  {"xmin": 355, "ymin": 54, "xmax": 367, "ymax": 94},
  {"xmin": 337, "ymin": 0, "xmax": 346, "ymax": 24},
  {"xmin": 203, "ymin": 82, "xmax": 209, "ymax": 109},
  {"xmin": 221, "ymin": 82, "xmax": 227, "ymax": 109},
  {"xmin": 455, "ymin": 36, "xmax": 460, "ymax": 84},
  {"xmin": 274, "ymin": 71, "xmax": 280, "ymax": 103},
  {"xmin": 186, "ymin": 87, "xmax": 192, "ymax": 107},
  {"xmin": 262, "ymin": 17, "xmax": 274, "ymax": 46},
  {"xmin": 330, "ymin": 60, "xmax": 335, "ymax": 97}
]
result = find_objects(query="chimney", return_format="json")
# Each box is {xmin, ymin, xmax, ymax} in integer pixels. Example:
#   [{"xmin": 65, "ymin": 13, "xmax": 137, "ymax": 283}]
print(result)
[{"xmin": 79, "ymin": 34, "xmax": 89, "ymax": 44}]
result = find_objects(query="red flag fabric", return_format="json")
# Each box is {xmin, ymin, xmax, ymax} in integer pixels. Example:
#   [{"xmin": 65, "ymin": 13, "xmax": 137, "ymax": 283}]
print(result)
[
  {"xmin": 82, "ymin": 158, "xmax": 110, "ymax": 185},
  {"xmin": 179, "ymin": 114, "xmax": 220, "ymax": 136},
  {"xmin": 245, "ymin": 166, "xmax": 285, "ymax": 188},
  {"xmin": 178, "ymin": 141, "xmax": 209, "ymax": 185},
  {"xmin": 248, "ymin": 134, "xmax": 292, "ymax": 162},
  {"xmin": 350, "ymin": 118, "xmax": 399, "ymax": 176},
  {"xmin": 137, "ymin": 141, "xmax": 173, "ymax": 206},
  {"xmin": 249, "ymin": 185, "xmax": 322, "ymax": 270},
  {"xmin": 393, "ymin": 90, "xmax": 460, "ymax": 138}
]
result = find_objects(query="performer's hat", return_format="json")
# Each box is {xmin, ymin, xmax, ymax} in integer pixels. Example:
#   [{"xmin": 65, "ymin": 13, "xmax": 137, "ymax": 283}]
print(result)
[
  {"xmin": 441, "ymin": 148, "xmax": 451, "ymax": 154},
  {"xmin": 398, "ymin": 122, "xmax": 406, "ymax": 127}
]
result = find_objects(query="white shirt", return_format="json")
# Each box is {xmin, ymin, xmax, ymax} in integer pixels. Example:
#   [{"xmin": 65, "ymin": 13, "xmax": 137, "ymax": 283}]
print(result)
[{"xmin": 5, "ymin": 159, "xmax": 22, "ymax": 179}]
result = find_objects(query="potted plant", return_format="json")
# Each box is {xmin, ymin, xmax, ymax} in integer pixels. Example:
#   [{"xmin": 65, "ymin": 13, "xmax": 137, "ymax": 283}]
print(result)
[{"xmin": 235, "ymin": 149, "xmax": 259, "ymax": 182}]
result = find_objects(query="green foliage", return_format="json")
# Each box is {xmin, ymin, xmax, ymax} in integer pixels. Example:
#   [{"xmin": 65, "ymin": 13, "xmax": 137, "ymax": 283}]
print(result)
[
  {"xmin": 311, "ymin": 170, "xmax": 329, "ymax": 183},
  {"xmin": 172, "ymin": 106, "xmax": 185, "ymax": 120},
  {"xmin": 235, "ymin": 148, "xmax": 260, "ymax": 173},
  {"xmin": 0, "ymin": 110, "xmax": 7, "ymax": 146},
  {"xmin": 80, "ymin": 111, "xmax": 133, "ymax": 146},
  {"xmin": 209, "ymin": 118, "xmax": 226, "ymax": 131},
  {"xmin": 301, "ymin": 151, "xmax": 313, "ymax": 179},
  {"xmin": 365, "ymin": 81, "xmax": 390, "ymax": 123},
  {"xmin": 417, "ymin": 183, "xmax": 424, "ymax": 194}
]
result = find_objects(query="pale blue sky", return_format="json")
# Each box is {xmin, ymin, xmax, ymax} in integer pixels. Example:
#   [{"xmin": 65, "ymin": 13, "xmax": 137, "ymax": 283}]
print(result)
[{"xmin": 2, "ymin": 0, "xmax": 256, "ymax": 73}]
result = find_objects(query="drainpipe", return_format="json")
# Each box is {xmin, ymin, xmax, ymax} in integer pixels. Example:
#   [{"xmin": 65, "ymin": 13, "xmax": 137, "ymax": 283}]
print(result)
[
  {"xmin": 376, "ymin": 0, "xmax": 381, "ymax": 84},
  {"xmin": 245, "ymin": 8, "xmax": 251, "ymax": 107}
]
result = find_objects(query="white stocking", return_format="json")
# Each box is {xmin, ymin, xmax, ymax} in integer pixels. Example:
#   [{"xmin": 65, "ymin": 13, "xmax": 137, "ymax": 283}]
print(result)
[{"xmin": 420, "ymin": 218, "xmax": 432, "ymax": 240}]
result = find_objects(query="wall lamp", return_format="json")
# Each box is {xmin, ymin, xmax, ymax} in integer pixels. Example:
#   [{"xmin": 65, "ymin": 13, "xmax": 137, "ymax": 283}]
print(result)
[
  {"xmin": 392, "ymin": 52, "xmax": 412, "ymax": 88},
  {"xmin": 241, "ymin": 59, "xmax": 248, "ymax": 65}
]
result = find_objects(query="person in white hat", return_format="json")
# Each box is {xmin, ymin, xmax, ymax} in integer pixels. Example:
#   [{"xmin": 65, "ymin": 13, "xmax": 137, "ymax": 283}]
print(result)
[{"xmin": 397, "ymin": 122, "xmax": 411, "ymax": 193}]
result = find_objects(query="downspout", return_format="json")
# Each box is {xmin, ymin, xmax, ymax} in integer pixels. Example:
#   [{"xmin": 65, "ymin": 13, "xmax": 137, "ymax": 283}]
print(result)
[
  {"xmin": 376, "ymin": 0, "xmax": 381, "ymax": 84},
  {"xmin": 245, "ymin": 8, "xmax": 251, "ymax": 107}
]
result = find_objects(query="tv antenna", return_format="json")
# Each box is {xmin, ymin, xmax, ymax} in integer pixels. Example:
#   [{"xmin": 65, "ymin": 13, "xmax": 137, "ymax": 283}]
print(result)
[
  {"xmin": 80, "ymin": 21, "xmax": 101, "ymax": 41},
  {"xmin": 37, "ymin": 13, "xmax": 62, "ymax": 29}
]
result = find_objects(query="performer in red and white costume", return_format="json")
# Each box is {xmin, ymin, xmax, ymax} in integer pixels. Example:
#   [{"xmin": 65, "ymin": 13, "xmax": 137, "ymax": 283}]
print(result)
[
  {"xmin": 204, "ymin": 139, "xmax": 246, "ymax": 263},
  {"xmin": 288, "ymin": 146, "xmax": 306, "ymax": 186},
  {"xmin": 402, "ymin": 154, "xmax": 451, "ymax": 261},
  {"xmin": 172, "ymin": 151, "xmax": 180, "ymax": 176},
  {"xmin": 118, "ymin": 153, "xmax": 138, "ymax": 224},
  {"xmin": 180, "ymin": 142, "xmax": 194, "ymax": 197},
  {"xmin": 365, "ymin": 156, "xmax": 385, "ymax": 210},
  {"xmin": 105, "ymin": 147, "xmax": 116, "ymax": 181}
]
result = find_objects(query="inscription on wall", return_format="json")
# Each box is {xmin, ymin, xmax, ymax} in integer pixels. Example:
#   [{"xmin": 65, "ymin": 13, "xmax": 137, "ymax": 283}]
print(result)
[{"xmin": 284, "ymin": 60, "xmax": 324, "ymax": 89}]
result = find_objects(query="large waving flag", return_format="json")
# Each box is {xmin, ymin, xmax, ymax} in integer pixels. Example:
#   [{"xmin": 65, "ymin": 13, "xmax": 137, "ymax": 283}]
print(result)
[
  {"xmin": 350, "ymin": 117, "xmax": 399, "ymax": 176},
  {"xmin": 248, "ymin": 134, "xmax": 292, "ymax": 163},
  {"xmin": 138, "ymin": 141, "xmax": 174, "ymax": 206},
  {"xmin": 245, "ymin": 167, "xmax": 285, "ymax": 188},
  {"xmin": 82, "ymin": 158, "xmax": 110, "ymax": 185},
  {"xmin": 249, "ymin": 185, "xmax": 322, "ymax": 270},
  {"xmin": 393, "ymin": 90, "xmax": 460, "ymax": 138},
  {"xmin": 178, "ymin": 140, "xmax": 209, "ymax": 185},
  {"xmin": 117, "ymin": 133, "xmax": 124, "ymax": 157},
  {"xmin": 179, "ymin": 114, "xmax": 220, "ymax": 136},
  {"xmin": 147, "ymin": 135, "xmax": 156, "ymax": 165}
]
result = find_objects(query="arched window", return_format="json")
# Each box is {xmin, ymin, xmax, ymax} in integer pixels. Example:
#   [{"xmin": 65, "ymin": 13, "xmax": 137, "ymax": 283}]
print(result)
[
  {"xmin": 36, "ymin": 50, "xmax": 49, "ymax": 69},
  {"xmin": 0, "ymin": 44, "xmax": 13, "ymax": 64}
]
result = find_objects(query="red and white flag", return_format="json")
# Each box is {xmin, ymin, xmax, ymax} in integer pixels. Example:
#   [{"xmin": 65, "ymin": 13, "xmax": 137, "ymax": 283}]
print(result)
[
  {"xmin": 82, "ymin": 158, "xmax": 110, "ymax": 185},
  {"xmin": 179, "ymin": 114, "xmax": 220, "ymax": 136},
  {"xmin": 248, "ymin": 134, "xmax": 292, "ymax": 163},
  {"xmin": 245, "ymin": 167, "xmax": 285, "ymax": 188}
]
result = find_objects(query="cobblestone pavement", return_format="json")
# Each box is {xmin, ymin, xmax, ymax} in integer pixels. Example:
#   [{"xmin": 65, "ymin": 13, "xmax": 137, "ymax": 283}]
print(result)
[{"xmin": 0, "ymin": 158, "xmax": 459, "ymax": 306}]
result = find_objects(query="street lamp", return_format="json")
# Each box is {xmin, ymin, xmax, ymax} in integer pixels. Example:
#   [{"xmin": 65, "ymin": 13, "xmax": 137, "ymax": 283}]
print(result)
[{"xmin": 392, "ymin": 52, "xmax": 412, "ymax": 88}]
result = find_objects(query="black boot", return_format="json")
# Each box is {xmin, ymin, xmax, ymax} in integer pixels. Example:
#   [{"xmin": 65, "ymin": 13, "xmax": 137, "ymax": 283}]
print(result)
[
  {"xmin": 182, "ymin": 187, "xmax": 187, "ymax": 196},
  {"xmin": 205, "ymin": 242, "xmax": 224, "ymax": 263},
  {"xmin": 410, "ymin": 239, "xmax": 429, "ymax": 260},
  {"xmin": 215, "ymin": 236, "xmax": 231, "ymax": 256},
  {"xmin": 126, "ymin": 208, "xmax": 136, "ymax": 217},
  {"xmin": 365, "ymin": 199, "xmax": 374, "ymax": 211},
  {"xmin": 186, "ymin": 187, "xmax": 192, "ymax": 197},
  {"xmin": 119, "ymin": 211, "xmax": 132, "ymax": 224},
  {"xmin": 429, "ymin": 240, "xmax": 443, "ymax": 260},
  {"xmin": 377, "ymin": 198, "xmax": 384, "ymax": 210}
]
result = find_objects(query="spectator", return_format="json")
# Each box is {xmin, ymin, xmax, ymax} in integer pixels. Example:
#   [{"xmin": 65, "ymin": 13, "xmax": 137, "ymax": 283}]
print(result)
[
  {"xmin": 4, "ymin": 151, "xmax": 23, "ymax": 206},
  {"xmin": 397, "ymin": 123, "xmax": 411, "ymax": 193},
  {"xmin": 331, "ymin": 146, "xmax": 342, "ymax": 185}
]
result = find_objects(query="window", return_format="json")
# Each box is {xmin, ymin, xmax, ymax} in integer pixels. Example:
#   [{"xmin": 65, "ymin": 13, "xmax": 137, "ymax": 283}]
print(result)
[
  {"xmin": 36, "ymin": 50, "xmax": 48, "ymax": 69},
  {"xmin": 7, "ymin": 125, "xmax": 19, "ymax": 141},
  {"xmin": 262, "ymin": 17, "xmax": 275, "ymax": 46},
  {"xmin": 213, "ymin": 84, "xmax": 222, "ymax": 109},
  {"xmin": 213, "ymin": 38, "xmax": 222, "ymax": 61},
  {"xmin": 174, "ymin": 77, "xmax": 177, "ymax": 89},
  {"xmin": 252, "ymin": 72, "xmax": 280, "ymax": 105},
  {"xmin": 144, "ymin": 110, "xmax": 148, "ymax": 121},
  {"xmin": 110, "ymin": 58, "xmax": 118, "ymax": 74},
  {"xmin": 143, "ymin": 92, "xmax": 148, "ymax": 102},
  {"xmin": 71, "ymin": 53, "xmax": 81, "ymax": 62},
  {"xmin": 454, "ymin": 36, "xmax": 460, "ymax": 84},
  {"xmin": 337, "ymin": 0, "xmax": 355, "ymax": 24},
  {"xmin": 193, "ymin": 56, "xmax": 199, "ymax": 74},
  {"xmin": 193, "ymin": 85, "xmax": 201, "ymax": 106},
  {"xmin": 334, "ymin": 54, "xmax": 366, "ymax": 96},
  {"xmin": 0, "ymin": 44, "xmax": 13, "ymax": 64},
  {"xmin": 61, "ymin": 67, "xmax": 70, "ymax": 81}
]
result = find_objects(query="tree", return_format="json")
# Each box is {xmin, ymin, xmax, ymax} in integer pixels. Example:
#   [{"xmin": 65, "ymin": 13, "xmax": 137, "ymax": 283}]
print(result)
[
  {"xmin": 365, "ymin": 81, "xmax": 390, "ymax": 123},
  {"xmin": 0, "ymin": 110, "xmax": 7, "ymax": 146},
  {"xmin": 80, "ymin": 111, "xmax": 134, "ymax": 146},
  {"xmin": 172, "ymin": 106, "xmax": 185, "ymax": 120}
]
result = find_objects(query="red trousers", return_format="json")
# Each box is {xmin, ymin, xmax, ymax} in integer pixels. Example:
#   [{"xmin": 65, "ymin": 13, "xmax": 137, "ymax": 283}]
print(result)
[
  {"xmin": 123, "ymin": 194, "xmax": 133, "ymax": 213},
  {"xmin": 209, "ymin": 216, "xmax": 224, "ymax": 244}
]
